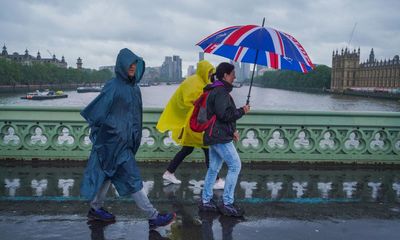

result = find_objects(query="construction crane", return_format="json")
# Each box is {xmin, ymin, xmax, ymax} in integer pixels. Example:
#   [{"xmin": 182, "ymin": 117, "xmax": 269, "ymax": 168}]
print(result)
[
  {"xmin": 46, "ymin": 49, "xmax": 53, "ymax": 58},
  {"xmin": 348, "ymin": 22, "xmax": 357, "ymax": 46}
]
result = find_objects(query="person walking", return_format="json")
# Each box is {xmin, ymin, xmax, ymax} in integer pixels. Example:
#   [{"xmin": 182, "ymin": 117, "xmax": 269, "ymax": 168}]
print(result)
[
  {"xmin": 156, "ymin": 60, "xmax": 225, "ymax": 189},
  {"xmin": 199, "ymin": 62, "xmax": 250, "ymax": 217},
  {"xmin": 80, "ymin": 48, "xmax": 175, "ymax": 228}
]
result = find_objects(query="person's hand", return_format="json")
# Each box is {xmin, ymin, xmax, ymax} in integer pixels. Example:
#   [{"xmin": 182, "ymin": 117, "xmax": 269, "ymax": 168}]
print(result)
[
  {"xmin": 233, "ymin": 130, "xmax": 240, "ymax": 142},
  {"xmin": 242, "ymin": 105, "xmax": 250, "ymax": 114}
]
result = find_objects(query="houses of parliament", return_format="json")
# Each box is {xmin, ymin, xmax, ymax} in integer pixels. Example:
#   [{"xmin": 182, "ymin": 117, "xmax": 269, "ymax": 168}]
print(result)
[{"xmin": 331, "ymin": 48, "xmax": 400, "ymax": 92}]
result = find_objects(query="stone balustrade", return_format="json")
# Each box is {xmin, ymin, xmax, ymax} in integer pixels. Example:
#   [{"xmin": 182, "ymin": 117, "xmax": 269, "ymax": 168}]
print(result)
[{"xmin": 0, "ymin": 106, "xmax": 399, "ymax": 163}]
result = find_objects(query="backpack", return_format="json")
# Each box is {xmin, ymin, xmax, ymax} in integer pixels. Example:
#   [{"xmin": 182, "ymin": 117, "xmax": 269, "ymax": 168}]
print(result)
[{"xmin": 190, "ymin": 90, "xmax": 216, "ymax": 133}]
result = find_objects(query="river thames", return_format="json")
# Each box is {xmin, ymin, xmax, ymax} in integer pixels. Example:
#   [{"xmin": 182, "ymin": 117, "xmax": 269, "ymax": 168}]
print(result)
[{"xmin": 0, "ymin": 85, "xmax": 399, "ymax": 112}]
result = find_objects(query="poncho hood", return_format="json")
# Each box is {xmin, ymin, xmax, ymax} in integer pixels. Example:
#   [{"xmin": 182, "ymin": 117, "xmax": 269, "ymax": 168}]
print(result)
[{"xmin": 115, "ymin": 48, "xmax": 145, "ymax": 83}]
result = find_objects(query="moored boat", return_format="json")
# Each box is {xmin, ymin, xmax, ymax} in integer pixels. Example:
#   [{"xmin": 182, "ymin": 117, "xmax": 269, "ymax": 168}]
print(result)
[
  {"xmin": 21, "ymin": 90, "xmax": 68, "ymax": 100},
  {"xmin": 76, "ymin": 86, "xmax": 102, "ymax": 93}
]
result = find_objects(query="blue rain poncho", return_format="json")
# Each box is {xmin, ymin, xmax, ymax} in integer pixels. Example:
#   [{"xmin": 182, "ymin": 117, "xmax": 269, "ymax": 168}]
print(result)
[{"xmin": 80, "ymin": 48, "xmax": 145, "ymax": 199}]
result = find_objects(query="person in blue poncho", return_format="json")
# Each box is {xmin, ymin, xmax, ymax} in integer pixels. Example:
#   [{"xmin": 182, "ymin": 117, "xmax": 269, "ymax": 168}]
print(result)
[{"xmin": 80, "ymin": 48, "xmax": 175, "ymax": 228}]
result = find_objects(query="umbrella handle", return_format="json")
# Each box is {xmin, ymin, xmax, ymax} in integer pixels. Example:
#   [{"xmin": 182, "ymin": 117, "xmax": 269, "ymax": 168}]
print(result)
[{"xmin": 245, "ymin": 17, "xmax": 265, "ymax": 106}]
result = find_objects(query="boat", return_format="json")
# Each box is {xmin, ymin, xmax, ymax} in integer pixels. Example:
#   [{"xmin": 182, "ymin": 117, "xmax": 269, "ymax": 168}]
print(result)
[
  {"xmin": 139, "ymin": 82, "xmax": 151, "ymax": 87},
  {"xmin": 21, "ymin": 90, "xmax": 68, "ymax": 100},
  {"xmin": 77, "ymin": 86, "xmax": 102, "ymax": 93},
  {"xmin": 232, "ymin": 82, "xmax": 243, "ymax": 88}
]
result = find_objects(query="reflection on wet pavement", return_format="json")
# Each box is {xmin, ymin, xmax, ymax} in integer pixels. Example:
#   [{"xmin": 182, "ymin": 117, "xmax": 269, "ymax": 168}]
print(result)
[{"xmin": 1, "ymin": 162, "xmax": 400, "ymax": 239}]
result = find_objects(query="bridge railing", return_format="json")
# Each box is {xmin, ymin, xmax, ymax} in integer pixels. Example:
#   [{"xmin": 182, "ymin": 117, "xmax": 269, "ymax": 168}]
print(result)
[{"xmin": 0, "ymin": 106, "xmax": 399, "ymax": 163}]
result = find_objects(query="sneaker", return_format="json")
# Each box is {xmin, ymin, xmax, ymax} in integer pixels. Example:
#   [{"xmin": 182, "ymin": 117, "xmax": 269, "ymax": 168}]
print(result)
[
  {"xmin": 148, "ymin": 212, "xmax": 176, "ymax": 229},
  {"xmin": 198, "ymin": 199, "xmax": 219, "ymax": 212},
  {"xmin": 213, "ymin": 178, "xmax": 225, "ymax": 190},
  {"xmin": 87, "ymin": 207, "xmax": 116, "ymax": 222},
  {"xmin": 163, "ymin": 172, "xmax": 182, "ymax": 185},
  {"xmin": 219, "ymin": 203, "xmax": 244, "ymax": 217}
]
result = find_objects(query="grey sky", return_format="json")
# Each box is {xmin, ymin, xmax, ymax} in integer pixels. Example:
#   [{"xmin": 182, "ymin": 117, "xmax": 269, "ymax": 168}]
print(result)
[{"xmin": 1, "ymin": 0, "xmax": 399, "ymax": 74}]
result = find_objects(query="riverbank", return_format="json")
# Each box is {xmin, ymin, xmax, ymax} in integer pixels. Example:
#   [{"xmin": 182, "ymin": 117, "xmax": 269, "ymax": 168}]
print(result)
[
  {"xmin": 0, "ymin": 83, "xmax": 104, "ymax": 94},
  {"xmin": 333, "ymin": 89, "xmax": 400, "ymax": 100}
]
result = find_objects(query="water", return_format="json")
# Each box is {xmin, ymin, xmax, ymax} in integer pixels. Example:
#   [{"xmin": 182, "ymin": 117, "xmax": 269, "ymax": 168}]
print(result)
[
  {"xmin": 1, "ymin": 85, "xmax": 399, "ymax": 111},
  {"xmin": 1, "ymin": 162, "xmax": 399, "ymax": 240}
]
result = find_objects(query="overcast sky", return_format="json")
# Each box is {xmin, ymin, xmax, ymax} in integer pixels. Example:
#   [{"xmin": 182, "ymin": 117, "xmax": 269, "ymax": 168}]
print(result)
[{"xmin": 1, "ymin": 0, "xmax": 399, "ymax": 74}]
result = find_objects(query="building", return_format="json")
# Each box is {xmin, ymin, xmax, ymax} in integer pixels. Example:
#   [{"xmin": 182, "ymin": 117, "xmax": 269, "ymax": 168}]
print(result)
[
  {"xmin": 76, "ymin": 57, "xmax": 82, "ymax": 69},
  {"xmin": 331, "ymin": 48, "xmax": 400, "ymax": 91},
  {"xmin": 99, "ymin": 65, "xmax": 115, "ymax": 73},
  {"xmin": 160, "ymin": 55, "xmax": 182, "ymax": 82},
  {"xmin": 230, "ymin": 61, "xmax": 251, "ymax": 82},
  {"xmin": 142, "ymin": 66, "xmax": 161, "ymax": 82},
  {"xmin": 187, "ymin": 65, "xmax": 195, "ymax": 77},
  {"xmin": 0, "ymin": 44, "xmax": 68, "ymax": 68},
  {"xmin": 199, "ymin": 52, "xmax": 204, "ymax": 62}
]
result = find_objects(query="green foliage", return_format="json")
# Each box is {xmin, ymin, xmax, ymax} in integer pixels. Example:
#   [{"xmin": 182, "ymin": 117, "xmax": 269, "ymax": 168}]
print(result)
[
  {"xmin": 0, "ymin": 58, "xmax": 112, "ymax": 85},
  {"xmin": 252, "ymin": 65, "xmax": 331, "ymax": 91}
]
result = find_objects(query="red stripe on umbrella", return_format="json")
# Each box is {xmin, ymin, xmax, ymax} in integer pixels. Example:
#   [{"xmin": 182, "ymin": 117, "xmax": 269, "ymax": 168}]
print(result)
[{"xmin": 224, "ymin": 25, "xmax": 258, "ymax": 45}]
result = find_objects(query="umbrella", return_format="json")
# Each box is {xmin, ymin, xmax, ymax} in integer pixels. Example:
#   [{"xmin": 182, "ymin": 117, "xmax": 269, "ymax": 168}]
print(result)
[{"xmin": 196, "ymin": 18, "xmax": 314, "ymax": 104}]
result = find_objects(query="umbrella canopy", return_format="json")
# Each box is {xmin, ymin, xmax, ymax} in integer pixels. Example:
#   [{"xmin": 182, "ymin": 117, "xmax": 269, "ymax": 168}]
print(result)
[
  {"xmin": 197, "ymin": 25, "xmax": 314, "ymax": 73},
  {"xmin": 196, "ymin": 19, "xmax": 314, "ymax": 104}
]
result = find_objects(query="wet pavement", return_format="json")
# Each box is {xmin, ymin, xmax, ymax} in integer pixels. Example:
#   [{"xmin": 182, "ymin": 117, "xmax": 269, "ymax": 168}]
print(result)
[{"xmin": 1, "ymin": 162, "xmax": 400, "ymax": 239}]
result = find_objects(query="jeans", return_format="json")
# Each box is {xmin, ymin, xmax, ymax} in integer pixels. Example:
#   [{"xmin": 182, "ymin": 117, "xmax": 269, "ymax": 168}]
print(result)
[
  {"xmin": 91, "ymin": 179, "xmax": 158, "ymax": 219},
  {"xmin": 202, "ymin": 142, "xmax": 241, "ymax": 205}
]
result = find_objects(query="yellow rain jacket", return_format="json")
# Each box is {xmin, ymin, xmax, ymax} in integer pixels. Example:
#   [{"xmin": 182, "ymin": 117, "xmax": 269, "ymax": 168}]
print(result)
[{"xmin": 156, "ymin": 60, "xmax": 215, "ymax": 147}]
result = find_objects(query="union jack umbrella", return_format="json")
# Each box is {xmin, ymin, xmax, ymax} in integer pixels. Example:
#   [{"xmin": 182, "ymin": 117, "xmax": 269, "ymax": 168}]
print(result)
[{"xmin": 196, "ymin": 18, "xmax": 314, "ymax": 104}]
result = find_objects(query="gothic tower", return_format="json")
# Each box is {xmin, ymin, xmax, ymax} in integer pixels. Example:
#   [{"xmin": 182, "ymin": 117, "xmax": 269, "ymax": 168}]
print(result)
[
  {"xmin": 1, "ymin": 44, "xmax": 8, "ymax": 56},
  {"xmin": 369, "ymin": 48, "xmax": 375, "ymax": 63},
  {"xmin": 77, "ymin": 57, "xmax": 82, "ymax": 69},
  {"xmin": 331, "ymin": 47, "xmax": 360, "ymax": 91}
]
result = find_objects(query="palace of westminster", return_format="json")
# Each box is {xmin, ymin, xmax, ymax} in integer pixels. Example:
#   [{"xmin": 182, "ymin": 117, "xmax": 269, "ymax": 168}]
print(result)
[{"xmin": 331, "ymin": 48, "xmax": 400, "ymax": 91}]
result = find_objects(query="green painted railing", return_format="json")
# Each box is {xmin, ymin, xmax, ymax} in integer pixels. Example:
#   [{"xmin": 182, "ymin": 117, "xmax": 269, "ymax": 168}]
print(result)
[{"xmin": 0, "ymin": 106, "xmax": 399, "ymax": 163}]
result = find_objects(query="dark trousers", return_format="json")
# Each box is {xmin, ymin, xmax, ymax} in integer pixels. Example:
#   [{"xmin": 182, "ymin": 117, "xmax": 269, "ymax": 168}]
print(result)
[{"xmin": 167, "ymin": 146, "xmax": 218, "ymax": 179}]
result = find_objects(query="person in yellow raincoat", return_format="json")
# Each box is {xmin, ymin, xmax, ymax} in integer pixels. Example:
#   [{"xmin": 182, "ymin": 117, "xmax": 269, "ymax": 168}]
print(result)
[{"xmin": 156, "ymin": 60, "xmax": 224, "ymax": 189}]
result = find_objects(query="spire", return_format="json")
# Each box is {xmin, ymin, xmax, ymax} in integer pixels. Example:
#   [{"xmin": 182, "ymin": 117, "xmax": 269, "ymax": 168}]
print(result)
[
  {"xmin": 369, "ymin": 48, "xmax": 375, "ymax": 63},
  {"xmin": 77, "ymin": 57, "xmax": 82, "ymax": 69},
  {"xmin": 61, "ymin": 56, "xmax": 65, "ymax": 63},
  {"xmin": 25, "ymin": 49, "xmax": 29, "ymax": 56},
  {"xmin": 37, "ymin": 51, "xmax": 41, "ymax": 60},
  {"xmin": 1, "ymin": 44, "xmax": 7, "ymax": 56}
]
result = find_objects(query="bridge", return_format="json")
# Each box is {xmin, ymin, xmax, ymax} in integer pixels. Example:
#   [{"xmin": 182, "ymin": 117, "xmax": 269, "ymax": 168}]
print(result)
[
  {"xmin": 0, "ymin": 106, "xmax": 399, "ymax": 163},
  {"xmin": 1, "ymin": 106, "xmax": 400, "ymax": 239}
]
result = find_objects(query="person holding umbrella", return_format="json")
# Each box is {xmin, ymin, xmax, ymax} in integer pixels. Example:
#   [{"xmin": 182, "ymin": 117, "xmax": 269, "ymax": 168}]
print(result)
[
  {"xmin": 156, "ymin": 60, "xmax": 225, "ymax": 190},
  {"xmin": 199, "ymin": 62, "xmax": 250, "ymax": 217}
]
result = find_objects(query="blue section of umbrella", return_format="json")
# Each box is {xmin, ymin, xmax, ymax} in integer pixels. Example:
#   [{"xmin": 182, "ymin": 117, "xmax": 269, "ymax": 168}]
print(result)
[{"xmin": 196, "ymin": 18, "xmax": 314, "ymax": 104}]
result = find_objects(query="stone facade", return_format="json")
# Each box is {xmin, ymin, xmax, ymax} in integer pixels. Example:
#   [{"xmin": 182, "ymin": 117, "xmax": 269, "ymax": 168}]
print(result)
[
  {"xmin": 1, "ymin": 44, "xmax": 68, "ymax": 68},
  {"xmin": 331, "ymin": 48, "xmax": 400, "ymax": 91}
]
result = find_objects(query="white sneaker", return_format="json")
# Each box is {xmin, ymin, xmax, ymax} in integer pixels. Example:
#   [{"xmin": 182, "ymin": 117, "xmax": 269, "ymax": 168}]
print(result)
[
  {"xmin": 162, "ymin": 172, "xmax": 182, "ymax": 185},
  {"xmin": 213, "ymin": 178, "xmax": 225, "ymax": 190}
]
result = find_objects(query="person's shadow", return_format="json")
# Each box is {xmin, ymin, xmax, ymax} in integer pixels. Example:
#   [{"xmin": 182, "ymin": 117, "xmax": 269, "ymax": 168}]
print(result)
[
  {"xmin": 87, "ymin": 220, "xmax": 116, "ymax": 240},
  {"xmin": 199, "ymin": 211, "xmax": 243, "ymax": 240},
  {"xmin": 87, "ymin": 220, "xmax": 172, "ymax": 240},
  {"xmin": 148, "ymin": 229, "xmax": 171, "ymax": 240}
]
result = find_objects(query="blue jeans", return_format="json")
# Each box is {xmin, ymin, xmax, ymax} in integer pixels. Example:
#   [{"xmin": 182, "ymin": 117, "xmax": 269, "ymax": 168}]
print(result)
[{"xmin": 202, "ymin": 141, "xmax": 241, "ymax": 205}]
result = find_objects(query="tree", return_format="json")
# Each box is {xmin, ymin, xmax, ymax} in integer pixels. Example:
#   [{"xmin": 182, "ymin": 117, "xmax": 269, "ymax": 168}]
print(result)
[
  {"xmin": 253, "ymin": 65, "xmax": 331, "ymax": 91},
  {"xmin": 0, "ymin": 59, "xmax": 112, "ymax": 86}
]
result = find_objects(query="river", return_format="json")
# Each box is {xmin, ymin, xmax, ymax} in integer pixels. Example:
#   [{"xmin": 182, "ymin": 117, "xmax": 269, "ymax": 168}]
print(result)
[{"xmin": 0, "ymin": 85, "xmax": 399, "ymax": 112}]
